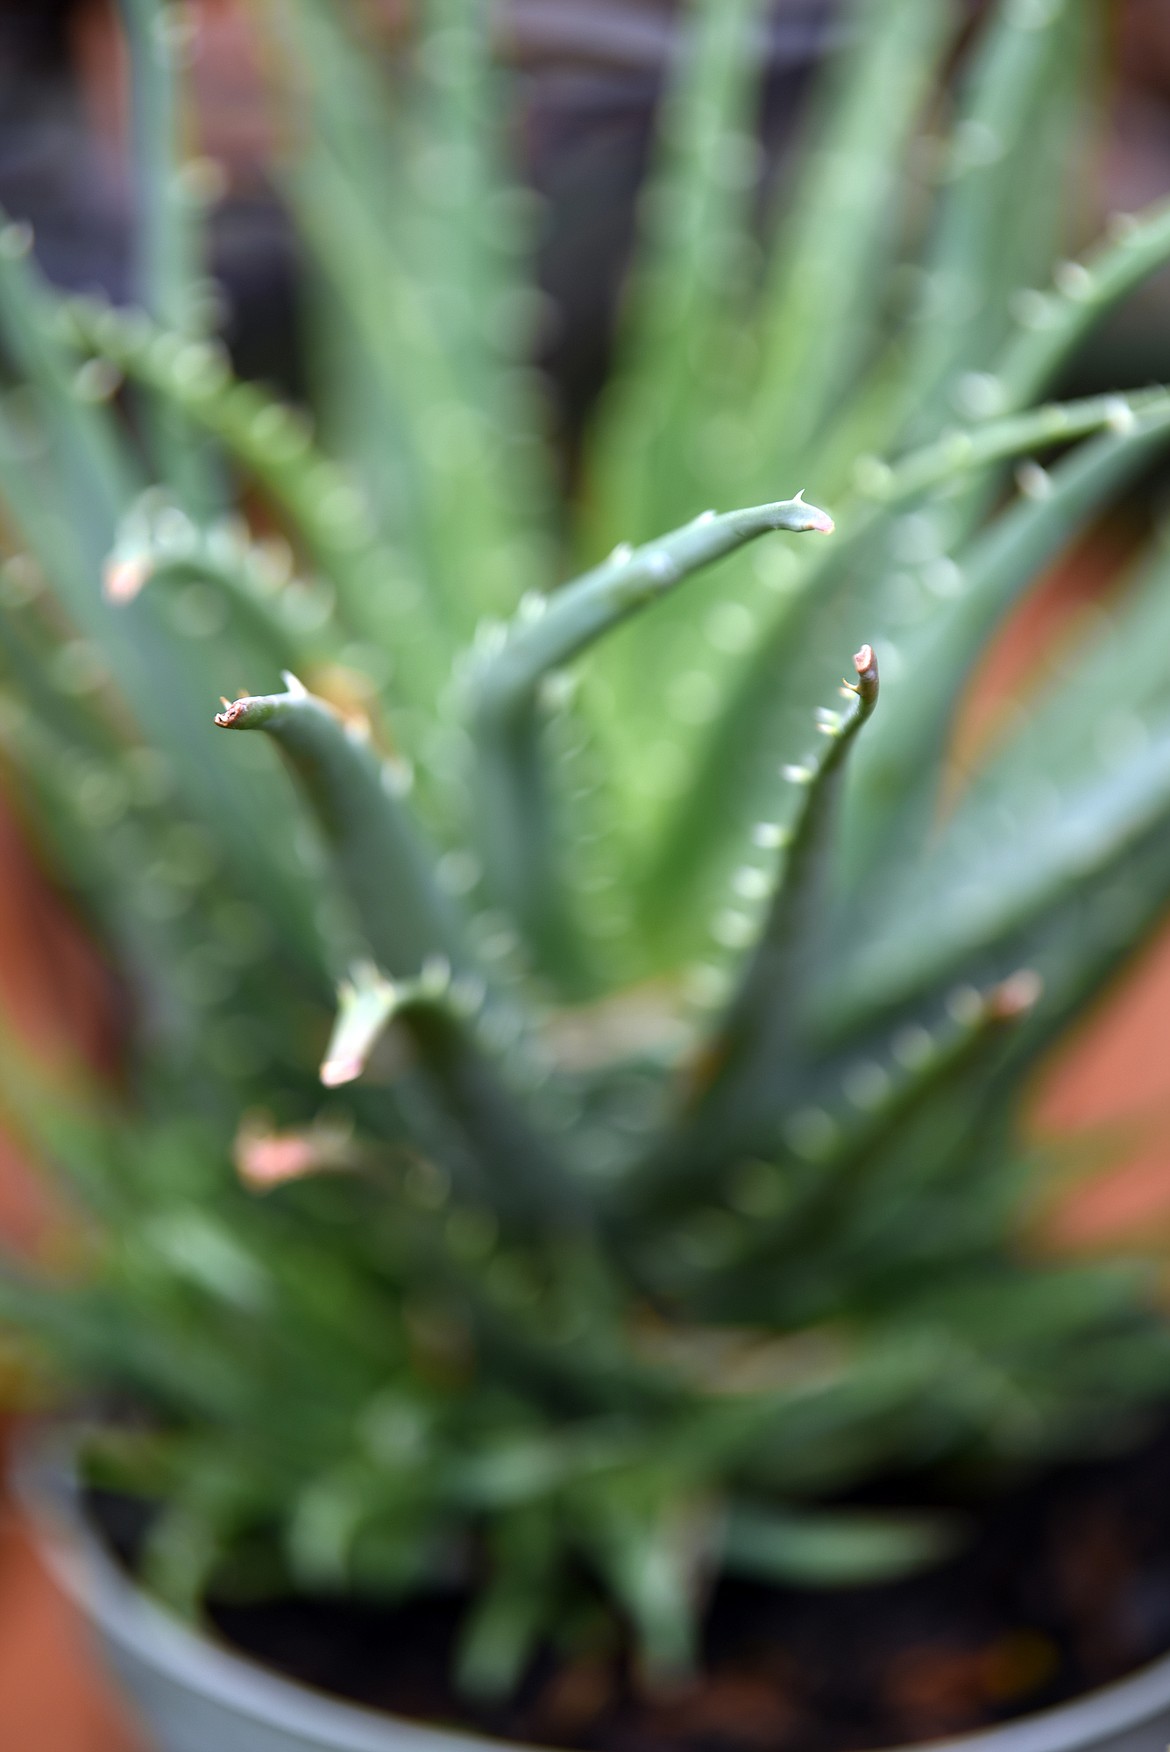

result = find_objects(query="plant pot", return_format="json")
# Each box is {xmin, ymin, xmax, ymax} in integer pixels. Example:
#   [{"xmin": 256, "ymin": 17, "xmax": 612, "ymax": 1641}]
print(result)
[{"xmin": 15, "ymin": 1435, "xmax": 1170, "ymax": 1752}]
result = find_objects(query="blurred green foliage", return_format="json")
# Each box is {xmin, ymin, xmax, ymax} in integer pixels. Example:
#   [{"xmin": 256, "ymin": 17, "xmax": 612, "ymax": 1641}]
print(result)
[{"xmin": 2, "ymin": 0, "xmax": 1170, "ymax": 1700}]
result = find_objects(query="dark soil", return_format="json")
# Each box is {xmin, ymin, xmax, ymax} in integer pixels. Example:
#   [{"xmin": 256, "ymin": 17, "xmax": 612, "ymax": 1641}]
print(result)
[{"xmin": 89, "ymin": 1423, "xmax": 1170, "ymax": 1752}]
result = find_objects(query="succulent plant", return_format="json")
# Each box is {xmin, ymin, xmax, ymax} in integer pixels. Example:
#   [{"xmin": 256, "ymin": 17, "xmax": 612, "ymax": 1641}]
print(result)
[{"xmin": 4, "ymin": 0, "xmax": 1170, "ymax": 1703}]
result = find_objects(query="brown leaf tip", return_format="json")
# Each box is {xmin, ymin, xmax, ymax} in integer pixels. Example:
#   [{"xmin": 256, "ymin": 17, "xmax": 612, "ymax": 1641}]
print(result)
[{"xmin": 214, "ymin": 696, "xmax": 250, "ymax": 728}]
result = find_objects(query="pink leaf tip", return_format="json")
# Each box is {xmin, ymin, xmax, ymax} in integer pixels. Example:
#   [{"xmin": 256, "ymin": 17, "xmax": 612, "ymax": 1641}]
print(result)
[
  {"xmin": 234, "ymin": 1118, "xmax": 357, "ymax": 1191},
  {"xmin": 103, "ymin": 552, "xmax": 152, "ymax": 604},
  {"xmin": 320, "ymin": 1055, "xmax": 361, "ymax": 1088},
  {"xmin": 790, "ymin": 490, "xmax": 834, "ymax": 534},
  {"xmin": 850, "ymin": 643, "xmax": 879, "ymax": 706},
  {"xmin": 989, "ymin": 969, "xmax": 1043, "ymax": 1021}
]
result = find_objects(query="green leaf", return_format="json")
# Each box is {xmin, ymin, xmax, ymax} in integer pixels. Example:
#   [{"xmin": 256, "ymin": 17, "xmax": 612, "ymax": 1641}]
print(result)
[
  {"xmin": 849, "ymin": 402, "xmax": 1170, "ymax": 866},
  {"xmin": 644, "ymin": 645, "xmax": 880, "ymax": 1194},
  {"xmin": 998, "ymin": 196, "xmax": 1170, "ymax": 410},
  {"xmin": 213, "ymin": 678, "xmax": 465, "ymax": 979},
  {"xmin": 272, "ymin": 0, "xmax": 553, "ymax": 650},
  {"xmin": 723, "ymin": 1501, "xmax": 959, "ymax": 1586},
  {"xmin": 467, "ymin": 496, "xmax": 834, "ymax": 987},
  {"xmin": 718, "ymin": 971, "xmax": 1041, "ymax": 1307},
  {"xmin": 575, "ymin": 1486, "xmax": 708, "ymax": 1683},
  {"xmin": 899, "ymin": 0, "xmax": 1091, "ymax": 432},
  {"xmin": 103, "ymin": 493, "xmax": 333, "ymax": 676},
  {"xmin": 118, "ymin": 0, "xmax": 219, "ymax": 513},
  {"xmin": 756, "ymin": 0, "xmax": 956, "ymax": 470},
  {"xmin": 0, "ymin": 220, "xmax": 140, "ymax": 525},
  {"xmin": 587, "ymin": 0, "xmax": 772, "ymax": 544},
  {"xmin": 645, "ymin": 386, "xmax": 1170, "ymax": 938},
  {"xmin": 456, "ymin": 1508, "xmax": 557, "ymax": 1700},
  {"xmin": 54, "ymin": 296, "xmax": 418, "ymax": 673},
  {"xmin": 833, "ymin": 706, "xmax": 1170, "ymax": 1028}
]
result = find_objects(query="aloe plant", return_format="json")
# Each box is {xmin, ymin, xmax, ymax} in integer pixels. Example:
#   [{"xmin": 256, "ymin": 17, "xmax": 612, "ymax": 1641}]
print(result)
[{"xmin": 3, "ymin": 0, "xmax": 1170, "ymax": 1703}]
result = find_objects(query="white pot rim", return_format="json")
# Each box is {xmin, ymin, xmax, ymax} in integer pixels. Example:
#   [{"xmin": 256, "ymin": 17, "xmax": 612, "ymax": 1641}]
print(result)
[{"xmin": 15, "ymin": 1428, "xmax": 1170, "ymax": 1752}]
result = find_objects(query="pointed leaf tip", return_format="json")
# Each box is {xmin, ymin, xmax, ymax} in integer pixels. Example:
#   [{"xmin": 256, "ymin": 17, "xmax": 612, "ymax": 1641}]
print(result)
[
  {"xmin": 320, "ymin": 1055, "xmax": 362, "ymax": 1088},
  {"xmin": 788, "ymin": 490, "xmax": 834, "ymax": 534},
  {"xmin": 103, "ymin": 552, "xmax": 152, "ymax": 604},
  {"xmin": 214, "ymin": 696, "xmax": 250, "ymax": 727},
  {"xmin": 234, "ymin": 1118, "xmax": 357, "ymax": 1190},
  {"xmin": 320, "ymin": 963, "xmax": 401, "ymax": 1089},
  {"xmin": 851, "ymin": 644, "xmax": 879, "ymax": 708}
]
